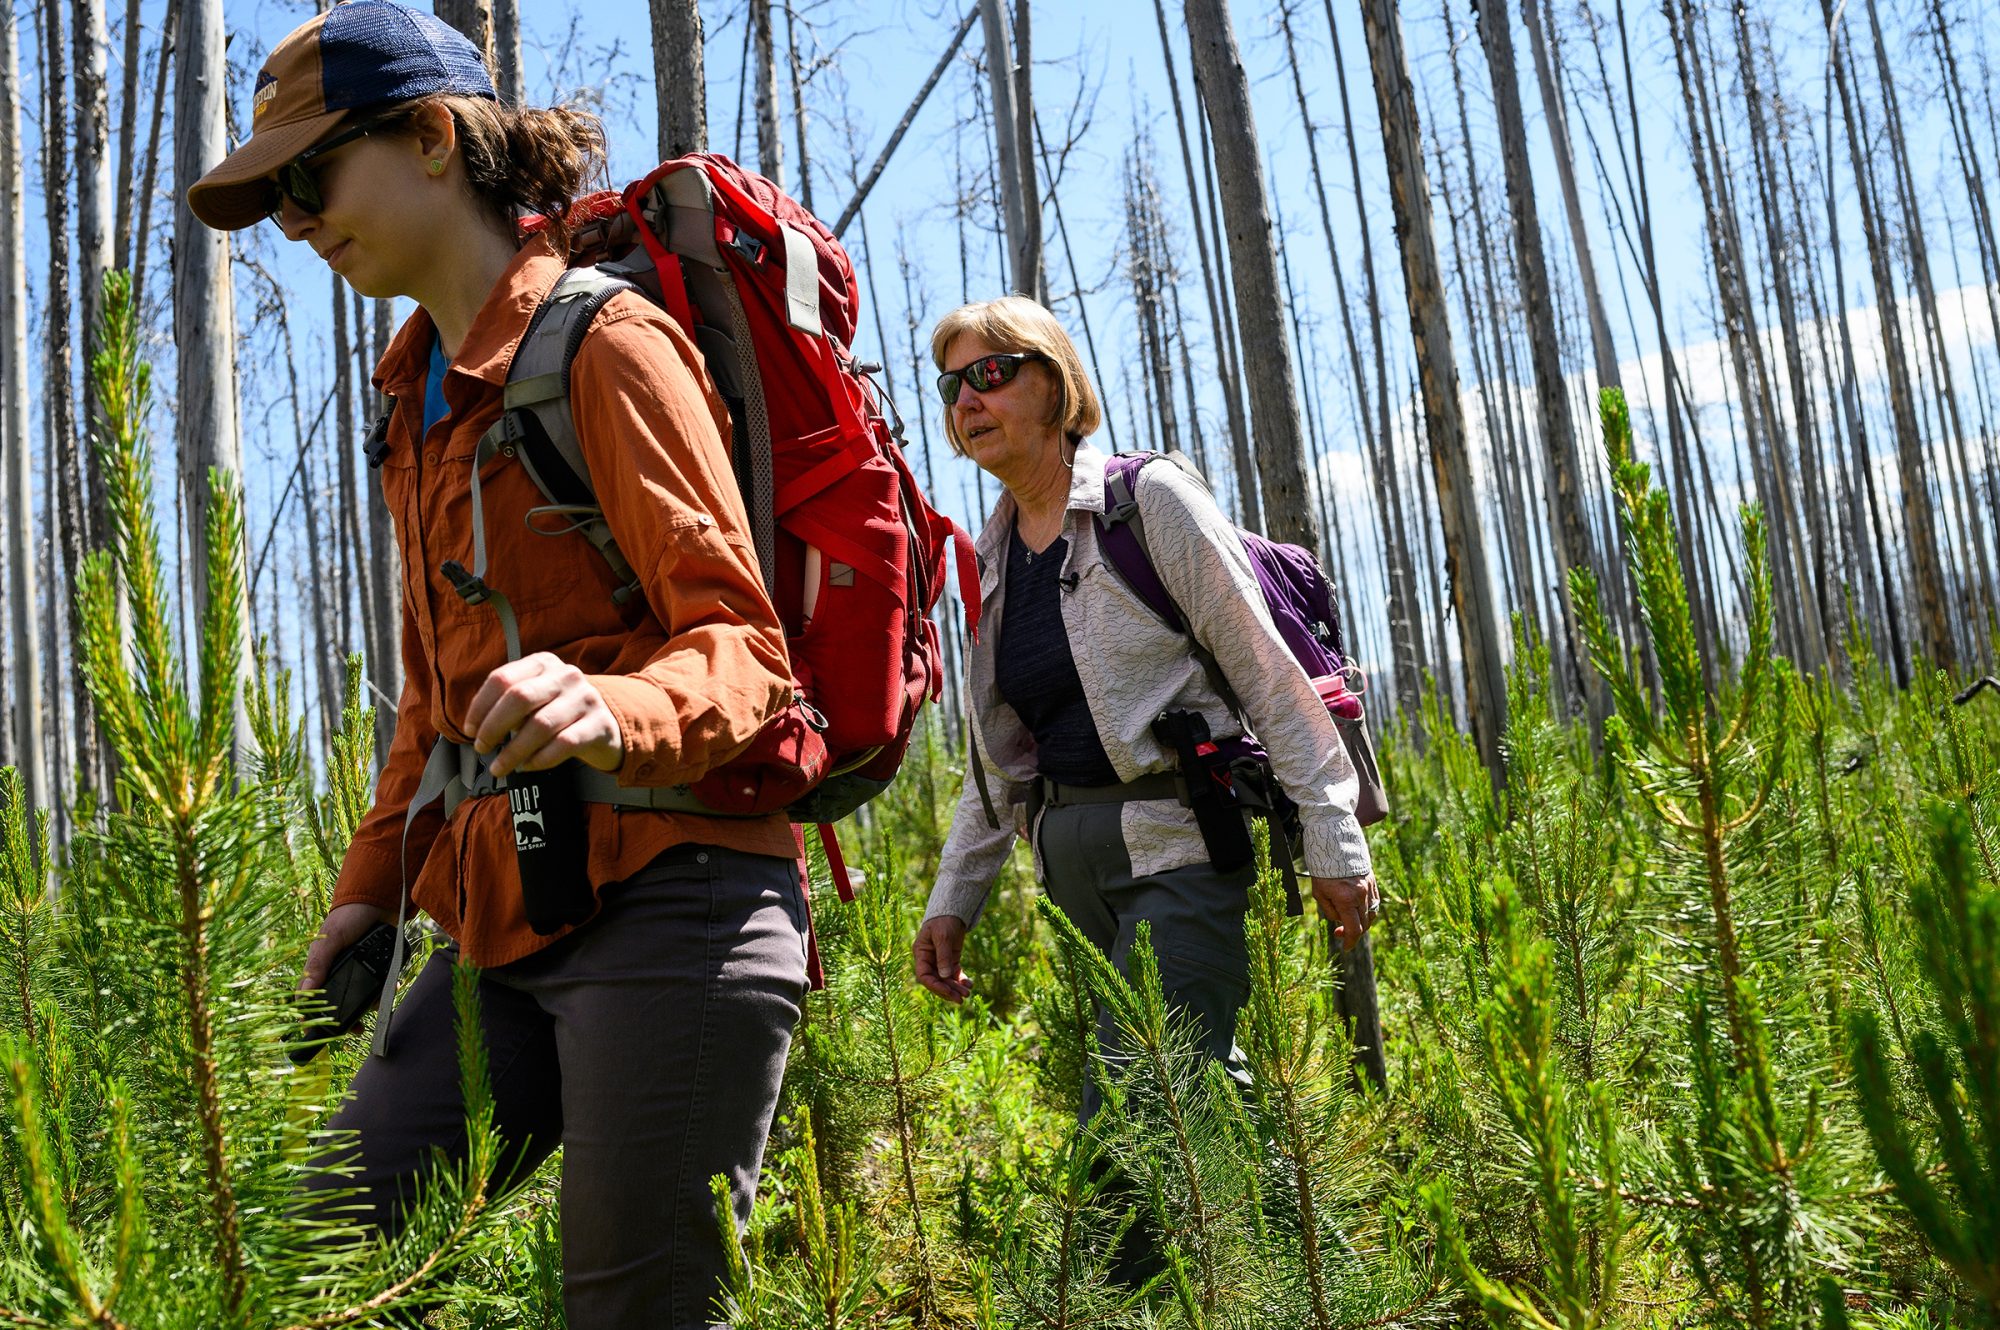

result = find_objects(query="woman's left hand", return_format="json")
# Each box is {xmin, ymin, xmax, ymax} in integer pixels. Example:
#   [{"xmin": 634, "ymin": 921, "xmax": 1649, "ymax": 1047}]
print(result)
[
  {"xmin": 464, "ymin": 652, "xmax": 625, "ymax": 778},
  {"xmin": 1311, "ymin": 873, "xmax": 1381, "ymax": 952}
]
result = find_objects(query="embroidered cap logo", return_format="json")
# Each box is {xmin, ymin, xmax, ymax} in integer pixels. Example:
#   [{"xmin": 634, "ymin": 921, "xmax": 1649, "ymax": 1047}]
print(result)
[{"xmin": 252, "ymin": 70, "xmax": 278, "ymax": 119}]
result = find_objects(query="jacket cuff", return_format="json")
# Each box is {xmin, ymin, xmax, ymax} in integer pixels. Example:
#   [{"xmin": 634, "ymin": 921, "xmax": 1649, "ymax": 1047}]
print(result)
[
  {"xmin": 331, "ymin": 841, "xmax": 410, "ymax": 915},
  {"xmin": 589, "ymin": 673, "xmax": 687, "ymax": 786},
  {"xmin": 1303, "ymin": 809, "xmax": 1374, "ymax": 880}
]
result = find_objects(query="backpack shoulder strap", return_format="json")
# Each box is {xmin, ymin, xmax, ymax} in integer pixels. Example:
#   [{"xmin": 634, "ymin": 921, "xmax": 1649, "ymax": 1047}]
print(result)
[
  {"xmin": 1094, "ymin": 451, "xmax": 1242, "ymax": 720},
  {"xmin": 480, "ymin": 266, "xmax": 644, "ymax": 604}
]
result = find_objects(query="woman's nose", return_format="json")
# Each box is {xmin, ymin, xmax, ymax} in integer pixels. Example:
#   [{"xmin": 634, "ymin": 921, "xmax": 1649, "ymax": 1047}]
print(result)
[{"xmin": 272, "ymin": 193, "xmax": 317, "ymax": 241}]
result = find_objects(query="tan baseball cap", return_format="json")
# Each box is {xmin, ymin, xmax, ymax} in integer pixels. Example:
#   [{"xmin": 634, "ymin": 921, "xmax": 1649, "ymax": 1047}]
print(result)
[{"xmin": 187, "ymin": 0, "xmax": 496, "ymax": 231}]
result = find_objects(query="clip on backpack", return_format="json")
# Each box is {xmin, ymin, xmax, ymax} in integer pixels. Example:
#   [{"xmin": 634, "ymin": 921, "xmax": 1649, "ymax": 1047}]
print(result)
[
  {"xmin": 1094, "ymin": 450, "xmax": 1387, "ymax": 911},
  {"xmin": 377, "ymin": 154, "xmax": 979, "ymax": 1000}
]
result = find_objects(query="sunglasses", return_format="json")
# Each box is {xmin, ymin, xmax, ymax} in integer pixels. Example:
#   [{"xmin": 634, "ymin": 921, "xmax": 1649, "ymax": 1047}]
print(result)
[
  {"xmin": 268, "ymin": 117, "xmax": 391, "ymax": 221},
  {"xmin": 936, "ymin": 352, "xmax": 1047, "ymax": 406}
]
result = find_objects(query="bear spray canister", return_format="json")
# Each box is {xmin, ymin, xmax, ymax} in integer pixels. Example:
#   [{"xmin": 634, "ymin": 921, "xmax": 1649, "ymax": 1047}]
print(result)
[{"xmin": 509, "ymin": 760, "xmax": 593, "ymax": 934}]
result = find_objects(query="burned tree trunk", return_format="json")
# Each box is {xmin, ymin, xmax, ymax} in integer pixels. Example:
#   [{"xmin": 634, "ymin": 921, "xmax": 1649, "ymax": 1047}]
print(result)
[
  {"xmin": 1358, "ymin": 0, "xmax": 1507, "ymax": 781},
  {"xmin": 173, "ymin": 0, "xmax": 247, "ymax": 649},
  {"xmin": 750, "ymin": 0, "xmax": 781, "ymax": 180},
  {"xmin": 1824, "ymin": 0, "xmax": 1956, "ymax": 671},
  {"xmin": 43, "ymin": 0, "xmax": 101, "ymax": 792},
  {"xmin": 1477, "ymin": 0, "xmax": 1602, "ymax": 697},
  {"xmin": 1182, "ymin": 0, "xmax": 1318, "ymax": 552},
  {"xmin": 650, "ymin": 0, "xmax": 707, "ymax": 158},
  {"xmin": 0, "ymin": 0, "xmax": 44, "ymax": 813}
]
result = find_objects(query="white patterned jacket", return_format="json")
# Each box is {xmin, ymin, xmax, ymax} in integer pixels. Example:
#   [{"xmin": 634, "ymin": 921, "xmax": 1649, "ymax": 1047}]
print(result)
[{"xmin": 923, "ymin": 441, "xmax": 1374, "ymax": 928}]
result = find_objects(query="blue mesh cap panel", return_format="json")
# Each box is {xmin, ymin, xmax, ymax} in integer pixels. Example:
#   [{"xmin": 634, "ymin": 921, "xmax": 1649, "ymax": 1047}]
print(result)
[{"xmin": 320, "ymin": 0, "xmax": 495, "ymax": 112}]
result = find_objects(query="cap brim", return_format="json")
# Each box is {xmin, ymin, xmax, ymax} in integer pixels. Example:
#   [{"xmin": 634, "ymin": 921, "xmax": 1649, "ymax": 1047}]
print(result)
[{"xmin": 186, "ymin": 109, "xmax": 350, "ymax": 230}]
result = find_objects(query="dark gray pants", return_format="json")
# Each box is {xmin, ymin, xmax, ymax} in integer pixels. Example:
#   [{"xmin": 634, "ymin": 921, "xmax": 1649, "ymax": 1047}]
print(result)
[
  {"xmin": 304, "ymin": 843, "xmax": 808, "ymax": 1329},
  {"xmin": 1035, "ymin": 801, "xmax": 1254, "ymax": 1124}
]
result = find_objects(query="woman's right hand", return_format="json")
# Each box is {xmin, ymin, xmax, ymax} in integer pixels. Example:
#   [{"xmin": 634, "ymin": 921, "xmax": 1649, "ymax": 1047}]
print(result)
[
  {"xmin": 301, "ymin": 902, "xmax": 394, "ymax": 993},
  {"xmin": 912, "ymin": 914, "xmax": 972, "ymax": 1004}
]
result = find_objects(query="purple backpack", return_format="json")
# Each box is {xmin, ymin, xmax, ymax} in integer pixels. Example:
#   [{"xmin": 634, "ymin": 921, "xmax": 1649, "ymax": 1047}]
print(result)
[{"xmin": 1097, "ymin": 452, "xmax": 1388, "ymax": 829}]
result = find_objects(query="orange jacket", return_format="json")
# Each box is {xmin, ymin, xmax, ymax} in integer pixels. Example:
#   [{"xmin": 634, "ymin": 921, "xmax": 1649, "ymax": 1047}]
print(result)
[{"xmin": 331, "ymin": 239, "xmax": 798, "ymax": 967}]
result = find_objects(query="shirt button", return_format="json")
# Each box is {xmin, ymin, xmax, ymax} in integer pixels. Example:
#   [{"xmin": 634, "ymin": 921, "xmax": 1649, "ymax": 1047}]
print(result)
[
  {"xmin": 696, "ymin": 852, "xmax": 710, "ymax": 865},
  {"xmin": 426, "ymin": 452, "xmax": 440, "ymax": 466}
]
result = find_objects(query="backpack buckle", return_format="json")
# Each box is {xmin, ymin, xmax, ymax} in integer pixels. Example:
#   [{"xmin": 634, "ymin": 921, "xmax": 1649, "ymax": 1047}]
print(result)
[
  {"xmin": 440, "ymin": 560, "xmax": 491, "ymax": 606},
  {"xmin": 717, "ymin": 221, "xmax": 765, "ymax": 265},
  {"xmin": 363, "ymin": 410, "xmax": 393, "ymax": 469}
]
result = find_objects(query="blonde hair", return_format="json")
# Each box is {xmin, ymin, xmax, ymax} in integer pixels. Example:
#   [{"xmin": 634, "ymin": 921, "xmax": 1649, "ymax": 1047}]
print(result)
[{"xmin": 930, "ymin": 296, "xmax": 1103, "ymax": 457}]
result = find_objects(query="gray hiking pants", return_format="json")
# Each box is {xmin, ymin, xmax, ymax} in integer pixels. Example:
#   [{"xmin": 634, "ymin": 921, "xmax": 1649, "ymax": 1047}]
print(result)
[
  {"xmin": 303, "ymin": 843, "xmax": 808, "ymax": 1329},
  {"xmin": 1035, "ymin": 800, "xmax": 1254, "ymax": 1124}
]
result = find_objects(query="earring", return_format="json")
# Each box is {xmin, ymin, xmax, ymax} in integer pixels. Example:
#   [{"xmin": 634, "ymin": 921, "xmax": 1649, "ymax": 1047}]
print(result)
[{"xmin": 428, "ymin": 159, "xmax": 445, "ymax": 175}]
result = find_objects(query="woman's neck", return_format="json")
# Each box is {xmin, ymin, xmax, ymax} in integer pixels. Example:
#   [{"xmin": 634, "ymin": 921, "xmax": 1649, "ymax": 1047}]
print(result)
[
  {"xmin": 413, "ymin": 216, "xmax": 524, "ymax": 358},
  {"xmin": 1003, "ymin": 435, "xmax": 1073, "ymax": 535}
]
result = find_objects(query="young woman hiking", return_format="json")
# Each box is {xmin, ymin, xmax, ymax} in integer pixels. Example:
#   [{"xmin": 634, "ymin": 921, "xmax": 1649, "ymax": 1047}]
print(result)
[{"xmin": 188, "ymin": 4, "xmax": 807, "ymax": 1324}]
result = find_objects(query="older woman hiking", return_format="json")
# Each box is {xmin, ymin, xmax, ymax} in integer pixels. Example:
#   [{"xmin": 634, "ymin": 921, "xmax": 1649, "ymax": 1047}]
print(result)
[
  {"xmin": 910, "ymin": 296, "xmax": 1380, "ymax": 1125},
  {"xmin": 187, "ymin": 4, "xmax": 807, "ymax": 1325}
]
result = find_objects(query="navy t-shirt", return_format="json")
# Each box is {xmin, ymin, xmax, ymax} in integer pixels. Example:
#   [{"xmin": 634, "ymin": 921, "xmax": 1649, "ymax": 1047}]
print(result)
[{"xmin": 996, "ymin": 528, "xmax": 1120, "ymax": 786}]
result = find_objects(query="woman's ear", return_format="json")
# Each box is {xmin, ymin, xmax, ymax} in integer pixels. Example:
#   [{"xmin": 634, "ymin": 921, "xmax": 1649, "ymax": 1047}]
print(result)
[{"xmin": 414, "ymin": 102, "xmax": 457, "ymax": 167}]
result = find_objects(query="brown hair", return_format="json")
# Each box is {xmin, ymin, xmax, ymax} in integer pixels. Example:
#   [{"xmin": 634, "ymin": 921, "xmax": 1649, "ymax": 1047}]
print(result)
[
  {"xmin": 375, "ymin": 94, "xmax": 607, "ymax": 248},
  {"xmin": 929, "ymin": 296, "xmax": 1104, "ymax": 457}
]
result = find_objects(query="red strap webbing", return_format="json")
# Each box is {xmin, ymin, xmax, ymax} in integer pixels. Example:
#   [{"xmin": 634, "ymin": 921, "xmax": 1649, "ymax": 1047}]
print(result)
[{"xmin": 818, "ymin": 822, "xmax": 857, "ymax": 903}]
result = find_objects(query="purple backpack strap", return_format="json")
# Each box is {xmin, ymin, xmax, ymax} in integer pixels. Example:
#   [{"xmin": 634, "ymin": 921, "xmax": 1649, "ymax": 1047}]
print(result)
[{"xmin": 1098, "ymin": 454, "xmax": 1183, "ymax": 632}]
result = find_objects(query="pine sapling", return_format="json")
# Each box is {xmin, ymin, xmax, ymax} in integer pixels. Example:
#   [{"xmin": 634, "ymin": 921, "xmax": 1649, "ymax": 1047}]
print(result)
[{"xmin": 1849, "ymin": 805, "xmax": 2000, "ymax": 1315}]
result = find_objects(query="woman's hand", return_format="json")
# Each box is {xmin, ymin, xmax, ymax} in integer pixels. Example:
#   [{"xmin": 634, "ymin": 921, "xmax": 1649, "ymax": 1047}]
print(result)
[
  {"xmin": 301, "ymin": 902, "xmax": 393, "ymax": 993},
  {"xmin": 464, "ymin": 652, "xmax": 624, "ymax": 778},
  {"xmin": 1311, "ymin": 873, "xmax": 1381, "ymax": 952},
  {"xmin": 912, "ymin": 914, "xmax": 973, "ymax": 1003}
]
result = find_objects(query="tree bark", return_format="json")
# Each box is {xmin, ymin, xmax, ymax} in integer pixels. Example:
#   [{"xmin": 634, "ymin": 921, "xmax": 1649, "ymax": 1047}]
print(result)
[
  {"xmin": 750, "ymin": 0, "xmax": 781, "ymax": 180},
  {"xmin": 42, "ymin": 0, "xmax": 102, "ymax": 795},
  {"xmin": 491, "ymin": 0, "xmax": 521, "ymax": 104},
  {"xmin": 1519, "ymin": 0, "xmax": 1619, "ymax": 392},
  {"xmin": 1182, "ymin": 0, "xmax": 1317, "ymax": 552},
  {"xmin": 111, "ymin": 0, "xmax": 140, "ymax": 270},
  {"xmin": 1282, "ymin": 0, "xmax": 1424, "ymax": 712},
  {"xmin": 1477, "ymin": 0, "xmax": 1601, "ymax": 702},
  {"xmin": 130, "ymin": 0, "xmax": 172, "ymax": 317},
  {"xmin": 978, "ymin": 0, "xmax": 1038, "ymax": 298},
  {"xmin": 0, "ymin": 2, "xmax": 45, "ymax": 815},
  {"xmin": 650, "ymin": 0, "xmax": 707, "ymax": 159},
  {"xmin": 173, "ymin": 0, "xmax": 248, "ymax": 674},
  {"xmin": 1357, "ymin": 0, "xmax": 1507, "ymax": 782},
  {"xmin": 1151, "ymin": 0, "xmax": 1250, "ymax": 520},
  {"xmin": 782, "ymin": 0, "xmax": 811, "ymax": 207},
  {"xmin": 1010, "ymin": 0, "xmax": 1041, "ymax": 302},
  {"xmin": 1823, "ymin": 0, "xmax": 1956, "ymax": 672}
]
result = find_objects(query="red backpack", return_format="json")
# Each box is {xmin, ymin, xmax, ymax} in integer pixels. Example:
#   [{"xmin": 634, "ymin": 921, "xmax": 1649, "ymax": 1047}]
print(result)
[{"xmin": 495, "ymin": 155, "xmax": 978, "ymax": 904}]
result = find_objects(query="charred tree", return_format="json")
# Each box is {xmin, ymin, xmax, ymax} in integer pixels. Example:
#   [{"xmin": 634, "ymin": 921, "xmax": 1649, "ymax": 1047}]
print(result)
[
  {"xmin": 1359, "ymin": 0, "xmax": 1507, "ymax": 781},
  {"xmin": 1183, "ymin": 0, "xmax": 1318, "ymax": 551},
  {"xmin": 650, "ymin": 0, "xmax": 707, "ymax": 158}
]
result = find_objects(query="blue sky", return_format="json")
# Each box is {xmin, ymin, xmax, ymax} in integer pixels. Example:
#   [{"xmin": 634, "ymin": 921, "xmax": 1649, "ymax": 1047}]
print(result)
[{"xmin": 9, "ymin": 0, "xmax": 1995, "ymax": 712}]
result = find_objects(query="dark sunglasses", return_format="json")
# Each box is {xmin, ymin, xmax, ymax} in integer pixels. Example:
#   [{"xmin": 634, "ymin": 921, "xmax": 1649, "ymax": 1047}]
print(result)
[
  {"xmin": 268, "ymin": 117, "xmax": 391, "ymax": 221},
  {"xmin": 936, "ymin": 352, "xmax": 1047, "ymax": 405}
]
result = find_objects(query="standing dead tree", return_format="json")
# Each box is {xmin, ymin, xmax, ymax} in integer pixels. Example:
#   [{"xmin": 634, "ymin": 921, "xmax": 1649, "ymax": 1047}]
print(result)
[
  {"xmin": 651, "ymin": 0, "xmax": 707, "ymax": 158},
  {"xmin": 1358, "ymin": 0, "xmax": 1507, "ymax": 782},
  {"xmin": 979, "ymin": 0, "xmax": 1040, "ymax": 299},
  {"xmin": 1822, "ymin": 0, "xmax": 1957, "ymax": 672},
  {"xmin": 1477, "ymin": 0, "xmax": 1608, "ymax": 719},
  {"xmin": 43, "ymin": 0, "xmax": 102, "ymax": 795},
  {"xmin": 0, "ymin": 0, "xmax": 44, "ymax": 813},
  {"xmin": 1182, "ymin": 0, "xmax": 1319, "ymax": 552},
  {"xmin": 172, "ymin": 0, "xmax": 248, "ymax": 696}
]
